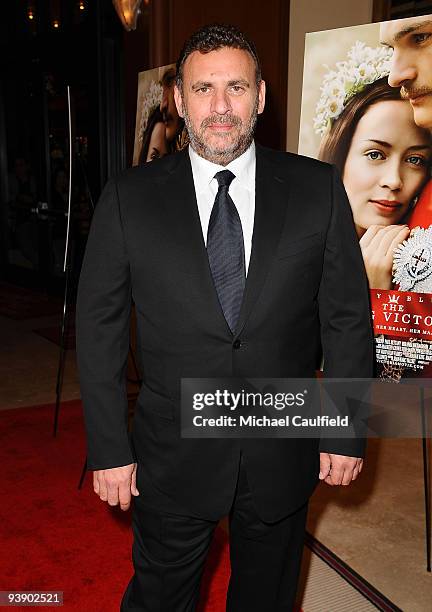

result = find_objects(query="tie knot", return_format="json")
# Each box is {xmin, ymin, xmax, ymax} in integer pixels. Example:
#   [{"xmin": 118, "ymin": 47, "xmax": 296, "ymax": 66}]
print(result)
[{"xmin": 214, "ymin": 170, "xmax": 235, "ymax": 189}]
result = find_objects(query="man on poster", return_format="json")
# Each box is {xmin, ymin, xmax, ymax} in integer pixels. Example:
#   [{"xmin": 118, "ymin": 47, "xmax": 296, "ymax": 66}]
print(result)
[
  {"xmin": 76, "ymin": 24, "xmax": 373, "ymax": 611},
  {"xmin": 381, "ymin": 15, "xmax": 432, "ymax": 225}
]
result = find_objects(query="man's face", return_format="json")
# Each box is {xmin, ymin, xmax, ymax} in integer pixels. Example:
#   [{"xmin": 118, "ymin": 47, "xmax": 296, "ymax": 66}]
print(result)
[
  {"xmin": 159, "ymin": 68, "xmax": 182, "ymax": 142},
  {"xmin": 380, "ymin": 17, "xmax": 432, "ymax": 129},
  {"xmin": 173, "ymin": 47, "xmax": 266, "ymax": 165}
]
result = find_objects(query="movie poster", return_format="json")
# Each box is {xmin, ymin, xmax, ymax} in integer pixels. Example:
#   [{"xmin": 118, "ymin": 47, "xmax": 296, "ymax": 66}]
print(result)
[
  {"xmin": 132, "ymin": 63, "xmax": 188, "ymax": 167},
  {"xmin": 298, "ymin": 17, "xmax": 432, "ymax": 381}
]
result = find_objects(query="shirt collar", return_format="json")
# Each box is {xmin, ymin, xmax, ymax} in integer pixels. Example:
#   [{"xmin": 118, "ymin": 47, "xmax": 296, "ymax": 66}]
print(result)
[{"xmin": 189, "ymin": 141, "xmax": 256, "ymax": 194}]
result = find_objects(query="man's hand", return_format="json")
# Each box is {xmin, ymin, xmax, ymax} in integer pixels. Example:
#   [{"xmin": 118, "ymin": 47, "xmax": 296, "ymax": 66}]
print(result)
[
  {"xmin": 319, "ymin": 453, "xmax": 363, "ymax": 486},
  {"xmin": 93, "ymin": 462, "xmax": 139, "ymax": 511}
]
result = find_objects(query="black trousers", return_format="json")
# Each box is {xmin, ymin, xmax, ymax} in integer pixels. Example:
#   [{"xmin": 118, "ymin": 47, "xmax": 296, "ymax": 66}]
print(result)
[{"xmin": 120, "ymin": 455, "xmax": 308, "ymax": 611}]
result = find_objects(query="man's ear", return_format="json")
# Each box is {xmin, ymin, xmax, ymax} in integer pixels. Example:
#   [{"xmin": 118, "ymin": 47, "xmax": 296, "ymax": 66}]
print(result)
[
  {"xmin": 257, "ymin": 79, "xmax": 266, "ymax": 115},
  {"xmin": 173, "ymin": 85, "xmax": 184, "ymax": 119}
]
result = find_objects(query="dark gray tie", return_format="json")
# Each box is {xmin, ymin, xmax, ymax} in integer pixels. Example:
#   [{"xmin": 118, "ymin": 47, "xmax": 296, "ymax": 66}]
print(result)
[{"xmin": 207, "ymin": 170, "xmax": 246, "ymax": 333}]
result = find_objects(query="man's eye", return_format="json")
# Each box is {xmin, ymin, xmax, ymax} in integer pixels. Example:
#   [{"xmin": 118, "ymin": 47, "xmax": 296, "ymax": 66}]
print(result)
[
  {"xmin": 413, "ymin": 33, "xmax": 431, "ymax": 44},
  {"xmin": 230, "ymin": 86, "xmax": 243, "ymax": 93},
  {"xmin": 197, "ymin": 87, "xmax": 210, "ymax": 93}
]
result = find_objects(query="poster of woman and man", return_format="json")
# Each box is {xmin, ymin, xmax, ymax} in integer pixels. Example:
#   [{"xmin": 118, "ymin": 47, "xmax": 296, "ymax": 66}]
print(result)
[
  {"xmin": 133, "ymin": 15, "xmax": 432, "ymax": 381},
  {"xmin": 299, "ymin": 15, "xmax": 432, "ymax": 380}
]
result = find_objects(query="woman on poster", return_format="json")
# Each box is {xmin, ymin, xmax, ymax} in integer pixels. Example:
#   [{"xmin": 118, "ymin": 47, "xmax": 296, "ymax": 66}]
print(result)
[
  {"xmin": 316, "ymin": 43, "xmax": 432, "ymax": 290},
  {"xmin": 315, "ymin": 43, "xmax": 432, "ymax": 379}
]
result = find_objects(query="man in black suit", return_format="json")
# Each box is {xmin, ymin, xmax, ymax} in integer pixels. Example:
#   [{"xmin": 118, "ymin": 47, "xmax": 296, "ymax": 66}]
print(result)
[{"xmin": 76, "ymin": 24, "xmax": 373, "ymax": 612}]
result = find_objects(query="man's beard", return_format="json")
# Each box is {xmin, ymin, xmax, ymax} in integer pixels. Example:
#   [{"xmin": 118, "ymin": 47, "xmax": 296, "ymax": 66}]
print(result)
[{"xmin": 182, "ymin": 95, "xmax": 259, "ymax": 165}]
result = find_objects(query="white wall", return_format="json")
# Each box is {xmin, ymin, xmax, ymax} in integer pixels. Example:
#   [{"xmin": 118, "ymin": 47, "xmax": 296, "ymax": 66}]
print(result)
[{"xmin": 287, "ymin": 0, "xmax": 374, "ymax": 153}]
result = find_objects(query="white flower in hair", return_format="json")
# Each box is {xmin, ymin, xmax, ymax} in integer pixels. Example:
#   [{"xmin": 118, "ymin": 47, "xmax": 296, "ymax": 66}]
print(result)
[
  {"xmin": 138, "ymin": 80, "xmax": 163, "ymax": 144},
  {"xmin": 321, "ymin": 77, "xmax": 345, "ymax": 100},
  {"xmin": 314, "ymin": 41, "xmax": 393, "ymax": 136},
  {"xmin": 355, "ymin": 62, "xmax": 375, "ymax": 82},
  {"xmin": 327, "ymin": 96, "xmax": 345, "ymax": 119},
  {"xmin": 348, "ymin": 40, "xmax": 371, "ymax": 64}
]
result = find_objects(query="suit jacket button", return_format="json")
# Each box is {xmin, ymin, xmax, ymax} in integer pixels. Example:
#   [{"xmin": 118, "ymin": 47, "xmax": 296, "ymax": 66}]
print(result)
[{"xmin": 233, "ymin": 339, "xmax": 241, "ymax": 350}]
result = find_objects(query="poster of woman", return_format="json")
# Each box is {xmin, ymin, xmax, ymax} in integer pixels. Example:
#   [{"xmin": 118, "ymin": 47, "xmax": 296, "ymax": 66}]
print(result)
[
  {"xmin": 132, "ymin": 64, "xmax": 188, "ymax": 166},
  {"xmin": 299, "ymin": 18, "xmax": 432, "ymax": 380}
]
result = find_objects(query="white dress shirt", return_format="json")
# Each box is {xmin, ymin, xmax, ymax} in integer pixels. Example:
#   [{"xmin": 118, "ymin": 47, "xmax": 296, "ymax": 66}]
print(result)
[{"xmin": 189, "ymin": 142, "xmax": 256, "ymax": 275}]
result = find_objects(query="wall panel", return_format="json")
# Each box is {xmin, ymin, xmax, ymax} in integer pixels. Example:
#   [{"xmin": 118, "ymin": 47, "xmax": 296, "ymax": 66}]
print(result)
[{"xmin": 162, "ymin": 0, "xmax": 290, "ymax": 150}]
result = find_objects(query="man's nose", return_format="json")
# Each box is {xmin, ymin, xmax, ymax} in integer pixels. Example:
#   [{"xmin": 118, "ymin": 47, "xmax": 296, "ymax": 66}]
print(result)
[
  {"xmin": 210, "ymin": 90, "xmax": 231, "ymax": 115},
  {"xmin": 388, "ymin": 52, "xmax": 417, "ymax": 88}
]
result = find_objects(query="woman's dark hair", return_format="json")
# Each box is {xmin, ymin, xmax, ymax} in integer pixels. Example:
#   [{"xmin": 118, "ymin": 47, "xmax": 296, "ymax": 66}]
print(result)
[
  {"xmin": 175, "ymin": 24, "xmax": 261, "ymax": 92},
  {"xmin": 318, "ymin": 77, "xmax": 403, "ymax": 173},
  {"xmin": 138, "ymin": 106, "xmax": 165, "ymax": 165}
]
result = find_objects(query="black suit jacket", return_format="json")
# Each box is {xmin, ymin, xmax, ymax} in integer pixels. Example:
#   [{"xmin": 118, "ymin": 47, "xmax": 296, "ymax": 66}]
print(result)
[{"xmin": 76, "ymin": 144, "xmax": 374, "ymax": 522}]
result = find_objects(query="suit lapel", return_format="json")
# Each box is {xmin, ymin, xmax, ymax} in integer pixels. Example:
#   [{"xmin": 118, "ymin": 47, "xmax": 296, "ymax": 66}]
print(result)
[
  {"xmin": 159, "ymin": 146, "xmax": 290, "ymax": 338},
  {"xmin": 234, "ymin": 145, "xmax": 290, "ymax": 337},
  {"xmin": 160, "ymin": 149, "xmax": 233, "ymax": 335}
]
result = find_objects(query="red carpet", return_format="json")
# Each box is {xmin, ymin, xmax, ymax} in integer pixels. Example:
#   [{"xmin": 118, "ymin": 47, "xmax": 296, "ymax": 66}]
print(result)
[
  {"xmin": 1, "ymin": 400, "xmax": 303, "ymax": 611},
  {"xmin": 0, "ymin": 400, "xmax": 232, "ymax": 611}
]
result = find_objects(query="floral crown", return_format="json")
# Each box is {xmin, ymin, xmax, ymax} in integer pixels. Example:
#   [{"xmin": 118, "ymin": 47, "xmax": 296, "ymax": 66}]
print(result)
[
  {"xmin": 314, "ymin": 41, "xmax": 393, "ymax": 136},
  {"xmin": 138, "ymin": 80, "xmax": 163, "ymax": 144}
]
